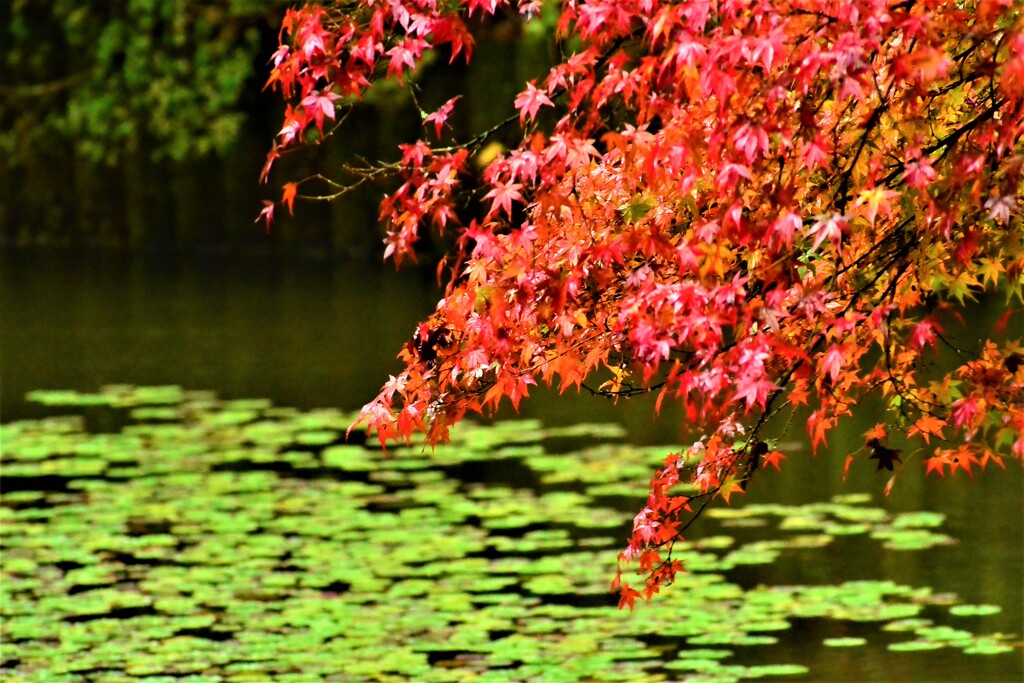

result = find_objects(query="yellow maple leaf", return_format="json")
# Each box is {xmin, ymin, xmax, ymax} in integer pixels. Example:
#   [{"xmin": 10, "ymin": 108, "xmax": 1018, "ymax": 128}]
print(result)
[
  {"xmin": 717, "ymin": 475, "xmax": 747, "ymax": 504},
  {"xmin": 977, "ymin": 257, "xmax": 1004, "ymax": 289},
  {"xmin": 853, "ymin": 187, "xmax": 899, "ymax": 225}
]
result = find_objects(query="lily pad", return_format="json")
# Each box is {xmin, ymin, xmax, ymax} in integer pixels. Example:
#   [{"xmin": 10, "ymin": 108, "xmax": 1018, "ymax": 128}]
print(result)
[
  {"xmin": 1, "ymin": 387, "xmax": 1017, "ymax": 683},
  {"xmin": 823, "ymin": 637, "xmax": 867, "ymax": 647},
  {"xmin": 949, "ymin": 604, "xmax": 1002, "ymax": 617}
]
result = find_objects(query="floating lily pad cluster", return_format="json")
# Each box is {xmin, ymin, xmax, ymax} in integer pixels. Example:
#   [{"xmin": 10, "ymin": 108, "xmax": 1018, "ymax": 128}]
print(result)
[
  {"xmin": 1, "ymin": 387, "xmax": 1017, "ymax": 682},
  {"xmin": 706, "ymin": 495, "xmax": 957, "ymax": 555}
]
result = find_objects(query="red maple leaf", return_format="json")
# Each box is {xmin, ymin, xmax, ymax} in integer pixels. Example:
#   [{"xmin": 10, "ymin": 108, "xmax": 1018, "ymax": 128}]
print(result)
[{"xmin": 262, "ymin": 0, "xmax": 1024, "ymax": 603}]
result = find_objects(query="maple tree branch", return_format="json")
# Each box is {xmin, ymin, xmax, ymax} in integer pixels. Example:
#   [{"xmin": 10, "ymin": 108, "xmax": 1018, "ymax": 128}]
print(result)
[
  {"xmin": 432, "ymin": 31, "xmax": 637, "ymax": 160},
  {"xmin": 675, "ymin": 491, "xmax": 719, "ymax": 537},
  {"xmin": 269, "ymin": 0, "xmax": 1024, "ymax": 601},
  {"xmin": 931, "ymin": 327, "xmax": 978, "ymax": 364},
  {"xmin": 872, "ymin": 99, "xmax": 1003, "ymax": 190},
  {"xmin": 835, "ymin": 217, "xmax": 914, "ymax": 281},
  {"xmin": 580, "ymin": 381, "xmax": 666, "ymax": 398},
  {"xmin": 927, "ymin": 100, "xmax": 1002, "ymax": 162},
  {"xmin": 433, "ymin": 111, "xmax": 522, "ymax": 156},
  {"xmin": 744, "ymin": 224, "xmax": 919, "ymax": 463},
  {"xmin": 296, "ymin": 172, "xmax": 378, "ymax": 201}
]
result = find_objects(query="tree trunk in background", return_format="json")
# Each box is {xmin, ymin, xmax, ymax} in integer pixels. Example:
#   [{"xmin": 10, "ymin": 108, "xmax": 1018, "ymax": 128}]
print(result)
[
  {"xmin": 222, "ymin": 120, "xmax": 268, "ymax": 253},
  {"xmin": 465, "ymin": 34, "xmax": 520, "ymax": 137},
  {"xmin": 73, "ymin": 152, "xmax": 126, "ymax": 248},
  {"xmin": 327, "ymin": 111, "xmax": 372, "ymax": 259},
  {"xmin": 123, "ymin": 150, "xmax": 175, "ymax": 250}
]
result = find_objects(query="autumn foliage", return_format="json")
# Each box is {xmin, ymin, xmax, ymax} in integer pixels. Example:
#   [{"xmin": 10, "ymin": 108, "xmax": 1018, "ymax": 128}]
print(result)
[{"xmin": 262, "ymin": 0, "xmax": 1024, "ymax": 607}]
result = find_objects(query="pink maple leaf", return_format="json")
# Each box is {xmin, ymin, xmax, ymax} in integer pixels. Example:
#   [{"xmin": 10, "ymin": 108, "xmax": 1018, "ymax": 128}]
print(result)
[
  {"xmin": 951, "ymin": 396, "xmax": 981, "ymax": 432},
  {"xmin": 300, "ymin": 90, "xmax": 340, "ymax": 131},
  {"xmin": 772, "ymin": 211, "xmax": 802, "ymax": 245},
  {"xmin": 256, "ymin": 201, "xmax": 275, "ymax": 231},
  {"xmin": 733, "ymin": 377, "xmax": 776, "ymax": 409},
  {"xmin": 821, "ymin": 344, "xmax": 844, "ymax": 384},
  {"xmin": 910, "ymin": 319, "xmax": 940, "ymax": 349},
  {"xmin": 386, "ymin": 38, "xmax": 424, "ymax": 79},
  {"xmin": 514, "ymin": 81, "xmax": 554, "ymax": 124},
  {"xmin": 808, "ymin": 214, "xmax": 846, "ymax": 251},
  {"xmin": 484, "ymin": 180, "xmax": 523, "ymax": 218},
  {"xmin": 423, "ymin": 96, "xmax": 461, "ymax": 138},
  {"xmin": 278, "ymin": 117, "xmax": 302, "ymax": 146},
  {"xmin": 904, "ymin": 156, "xmax": 936, "ymax": 190},
  {"xmin": 732, "ymin": 122, "xmax": 769, "ymax": 163}
]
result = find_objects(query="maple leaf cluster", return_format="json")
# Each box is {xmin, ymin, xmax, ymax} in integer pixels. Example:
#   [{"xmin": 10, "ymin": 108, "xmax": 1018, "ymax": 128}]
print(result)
[{"xmin": 263, "ymin": 0, "xmax": 1024, "ymax": 607}]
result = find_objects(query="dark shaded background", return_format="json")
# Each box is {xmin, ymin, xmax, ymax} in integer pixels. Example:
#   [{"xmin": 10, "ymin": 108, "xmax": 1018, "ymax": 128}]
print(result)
[{"xmin": 0, "ymin": 1, "xmax": 556, "ymax": 258}]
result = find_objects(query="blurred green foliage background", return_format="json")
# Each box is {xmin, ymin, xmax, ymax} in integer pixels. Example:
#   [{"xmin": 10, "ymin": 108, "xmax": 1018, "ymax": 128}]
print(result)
[
  {"xmin": 2, "ymin": 0, "xmax": 276, "ymax": 165},
  {"xmin": 0, "ymin": 0, "xmax": 558, "ymax": 257}
]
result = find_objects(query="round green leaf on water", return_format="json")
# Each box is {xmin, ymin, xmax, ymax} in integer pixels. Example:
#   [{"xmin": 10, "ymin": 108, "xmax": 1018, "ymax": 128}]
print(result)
[
  {"xmin": 677, "ymin": 648, "xmax": 734, "ymax": 660},
  {"xmin": 888, "ymin": 640, "xmax": 945, "ymax": 652},
  {"xmin": 743, "ymin": 663, "xmax": 812, "ymax": 677},
  {"xmin": 891, "ymin": 511, "xmax": 946, "ymax": 529},
  {"xmin": 883, "ymin": 618, "xmax": 933, "ymax": 632},
  {"xmin": 948, "ymin": 604, "xmax": 1001, "ymax": 617},
  {"xmin": 664, "ymin": 658, "xmax": 721, "ymax": 672},
  {"xmin": 823, "ymin": 637, "xmax": 867, "ymax": 647},
  {"xmin": 962, "ymin": 641, "xmax": 1015, "ymax": 655}
]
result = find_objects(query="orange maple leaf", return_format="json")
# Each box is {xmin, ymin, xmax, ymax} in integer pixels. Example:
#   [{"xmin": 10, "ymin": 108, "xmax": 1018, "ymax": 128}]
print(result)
[
  {"xmin": 617, "ymin": 584, "xmax": 641, "ymax": 611},
  {"xmin": 924, "ymin": 456, "xmax": 948, "ymax": 477},
  {"xmin": 948, "ymin": 447, "xmax": 980, "ymax": 477},
  {"xmin": 762, "ymin": 450, "xmax": 785, "ymax": 471},
  {"xmin": 807, "ymin": 410, "xmax": 835, "ymax": 453},
  {"xmin": 863, "ymin": 423, "xmax": 887, "ymax": 441},
  {"xmin": 282, "ymin": 182, "xmax": 299, "ymax": 215},
  {"xmin": 908, "ymin": 414, "xmax": 946, "ymax": 444}
]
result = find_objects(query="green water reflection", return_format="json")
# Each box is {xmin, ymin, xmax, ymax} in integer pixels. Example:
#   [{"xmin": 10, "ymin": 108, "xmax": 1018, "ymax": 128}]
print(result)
[{"xmin": 1, "ymin": 252, "xmax": 1022, "ymax": 681}]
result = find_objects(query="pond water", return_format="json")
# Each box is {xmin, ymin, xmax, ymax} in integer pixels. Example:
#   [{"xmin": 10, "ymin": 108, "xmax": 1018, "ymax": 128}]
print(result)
[{"xmin": 1, "ymin": 251, "xmax": 1022, "ymax": 681}]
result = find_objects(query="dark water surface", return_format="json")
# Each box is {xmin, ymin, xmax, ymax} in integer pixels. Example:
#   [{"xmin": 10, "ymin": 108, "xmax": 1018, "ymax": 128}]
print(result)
[
  {"xmin": 1, "ymin": 251, "xmax": 439, "ymax": 422},
  {"xmin": 2, "ymin": 250, "xmax": 1022, "ymax": 681},
  {"xmin": 1, "ymin": 250, "xmax": 693, "ymax": 441}
]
